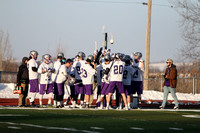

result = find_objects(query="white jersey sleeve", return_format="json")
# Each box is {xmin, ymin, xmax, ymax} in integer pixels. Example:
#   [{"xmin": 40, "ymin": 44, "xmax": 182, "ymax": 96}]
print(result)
[
  {"xmin": 110, "ymin": 60, "xmax": 125, "ymax": 82},
  {"xmin": 55, "ymin": 64, "xmax": 67, "ymax": 83},
  {"xmin": 27, "ymin": 59, "xmax": 38, "ymax": 80},
  {"xmin": 81, "ymin": 62, "xmax": 96, "ymax": 85},
  {"xmin": 51, "ymin": 60, "xmax": 61, "ymax": 82}
]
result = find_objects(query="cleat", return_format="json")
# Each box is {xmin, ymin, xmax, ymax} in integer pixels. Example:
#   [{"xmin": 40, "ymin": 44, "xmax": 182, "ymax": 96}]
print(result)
[
  {"xmin": 173, "ymin": 106, "xmax": 179, "ymax": 110},
  {"xmin": 125, "ymin": 107, "xmax": 129, "ymax": 110},
  {"xmin": 106, "ymin": 106, "xmax": 109, "ymax": 110},
  {"xmin": 56, "ymin": 105, "xmax": 62, "ymax": 108},
  {"xmin": 159, "ymin": 106, "xmax": 164, "ymax": 109},
  {"xmin": 86, "ymin": 104, "xmax": 89, "ymax": 109},
  {"xmin": 30, "ymin": 102, "xmax": 36, "ymax": 107}
]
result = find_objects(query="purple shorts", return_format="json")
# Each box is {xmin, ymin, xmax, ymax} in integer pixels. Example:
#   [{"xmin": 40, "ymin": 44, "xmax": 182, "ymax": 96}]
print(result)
[
  {"xmin": 74, "ymin": 80, "xmax": 83, "ymax": 95},
  {"xmin": 108, "ymin": 81, "xmax": 124, "ymax": 94},
  {"xmin": 39, "ymin": 83, "xmax": 53, "ymax": 95},
  {"xmin": 101, "ymin": 82, "xmax": 110, "ymax": 95},
  {"xmin": 84, "ymin": 84, "xmax": 93, "ymax": 95},
  {"xmin": 124, "ymin": 85, "xmax": 132, "ymax": 96},
  {"xmin": 131, "ymin": 81, "xmax": 143, "ymax": 94},
  {"xmin": 54, "ymin": 83, "xmax": 64, "ymax": 95},
  {"xmin": 29, "ymin": 79, "xmax": 39, "ymax": 93}
]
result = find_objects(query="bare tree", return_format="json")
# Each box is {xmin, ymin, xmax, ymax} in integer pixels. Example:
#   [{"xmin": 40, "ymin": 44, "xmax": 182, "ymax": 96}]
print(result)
[
  {"xmin": 52, "ymin": 40, "xmax": 67, "ymax": 61},
  {"xmin": 0, "ymin": 29, "xmax": 15, "ymax": 71},
  {"xmin": 171, "ymin": 0, "xmax": 200, "ymax": 60}
]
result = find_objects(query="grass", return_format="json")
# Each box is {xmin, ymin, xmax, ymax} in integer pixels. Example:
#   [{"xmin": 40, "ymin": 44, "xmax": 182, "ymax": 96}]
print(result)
[{"xmin": 0, "ymin": 108, "xmax": 200, "ymax": 133}]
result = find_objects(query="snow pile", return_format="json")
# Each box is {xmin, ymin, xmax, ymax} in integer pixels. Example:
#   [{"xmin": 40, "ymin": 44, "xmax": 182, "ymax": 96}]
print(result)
[
  {"xmin": 0, "ymin": 83, "xmax": 200, "ymax": 101},
  {"xmin": 142, "ymin": 91, "xmax": 200, "ymax": 101}
]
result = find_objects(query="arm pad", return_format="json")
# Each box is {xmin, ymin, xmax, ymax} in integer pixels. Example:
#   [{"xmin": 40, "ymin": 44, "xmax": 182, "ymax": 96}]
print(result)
[
  {"xmin": 32, "ymin": 67, "xmax": 38, "ymax": 72},
  {"xmin": 104, "ymin": 68, "xmax": 110, "ymax": 75}
]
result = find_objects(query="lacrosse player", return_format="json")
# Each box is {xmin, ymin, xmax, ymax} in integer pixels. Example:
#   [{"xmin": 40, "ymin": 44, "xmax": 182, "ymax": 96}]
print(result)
[
  {"xmin": 98, "ymin": 54, "xmax": 112, "ymax": 109},
  {"xmin": 27, "ymin": 50, "xmax": 39, "ymax": 107},
  {"xmin": 81, "ymin": 55, "xmax": 96, "ymax": 108},
  {"xmin": 63, "ymin": 58, "xmax": 73, "ymax": 107},
  {"xmin": 54, "ymin": 57, "xmax": 68, "ymax": 108},
  {"xmin": 106, "ymin": 53, "xmax": 128, "ymax": 110},
  {"xmin": 52, "ymin": 52, "xmax": 64, "ymax": 107},
  {"xmin": 96, "ymin": 59, "xmax": 103, "ymax": 108},
  {"xmin": 131, "ymin": 52, "xmax": 145, "ymax": 109},
  {"xmin": 70, "ymin": 52, "xmax": 86, "ymax": 108},
  {"xmin": 122, "ymin": 55, "xmax": 136, "ymax": 110},
  {"xmin": 38, "ymin": 54, "xmax": 55, "ymax": 108}
]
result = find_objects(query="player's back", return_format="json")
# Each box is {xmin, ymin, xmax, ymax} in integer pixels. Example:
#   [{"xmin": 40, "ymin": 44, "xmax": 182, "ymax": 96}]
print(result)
[
  {"xmin": 71, "ymin": 60, "xmax": 85, "ymax": 80},
  {"xmin": 123, "ymin": 65, "xmax": 136, "ymax": 85},
  {"xmin": 132, "ymin": 59, "xmax": 144, "ymax": 81},
  {"xmin": 81, "ymin": 62, "xmax": 96, "ymax": 85},
  {"xmin": 110, "ymin": 60, "xmax": 125, "ymax": 82}
]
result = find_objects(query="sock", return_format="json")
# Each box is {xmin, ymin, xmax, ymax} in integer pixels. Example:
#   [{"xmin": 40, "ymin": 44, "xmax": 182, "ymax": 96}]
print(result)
[
  {"xmin": 57, "ymin": 101, "xmax": 61, "ymax": 106},
  {"xmin": 39, "ymin": 101, "xmax": 42, "ymax": 105},
  {"xmin": 53, "ymin": 100, "xmax": 57, "ymax": 106},
  {"xmin": 106, "ymin": 103, "xmax": 109, "ymax": 107},
  {"xmin": 48, "ymin": 99, "xmax": 51, "ymax": 105},
  {"xmin": 119, "ymin": 102, "xmax": 122, "ymax": 108},
  {"xmin": 30, "ymin": 93, "xmax": 35, "ymax": 103},
  {"xmin": 128, "ymin": 103, "xmax": 131, "ymax": 108},
  {"xmin": 72, "ymin": 101, "xmax": 76, "ymax": 107}
]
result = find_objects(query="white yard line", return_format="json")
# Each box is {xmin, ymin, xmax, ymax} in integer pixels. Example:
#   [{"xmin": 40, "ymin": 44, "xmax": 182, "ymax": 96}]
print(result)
[
  {"xmin": 7, "ymin": 126, "xmax": 21, "ymax": 129},
  {"xmin": 90, "ymin": 127, "xmax": 104, "ymax": 130},
  {"xmin": 182, "ymin": 115, "xmax": 200, "ymax": 118},
  {"xmin": 0, "ymin": 114, "xmax": 29, "ymax": 116},
  {"xmin": 0, "ymin": 121, "xmax": 100, "ymax": 133},
  {"xmin": 130, "ymin": 127, "xmax": 144, "ymax": 130},
  {"xmin": 169, "ymin": 127, "xmax": 183, "ymax": 130}
]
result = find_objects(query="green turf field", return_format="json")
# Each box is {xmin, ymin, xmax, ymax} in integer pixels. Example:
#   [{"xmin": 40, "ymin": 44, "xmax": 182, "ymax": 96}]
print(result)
[{"xmin": 0, "ymin": 108, "xmax": 200, "ymax": 133}]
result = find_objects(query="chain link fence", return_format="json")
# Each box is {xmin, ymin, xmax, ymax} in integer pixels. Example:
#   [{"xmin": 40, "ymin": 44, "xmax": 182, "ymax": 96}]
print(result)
[
  {"xmin": 0, "ymin": 71, "xmax": 200, "ymax": 94},
  {"xmin": 0, "ymin": 71, "xmax": 17, "ymax": 83},
  {"xmin": 145, "ymin": 76, "xmax": 200, "ymax": 94}
]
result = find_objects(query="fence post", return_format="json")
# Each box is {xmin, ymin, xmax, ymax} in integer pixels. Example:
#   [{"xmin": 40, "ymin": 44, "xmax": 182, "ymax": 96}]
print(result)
[
  {"xmin": 0, "ymin": 71, "xmax": 1, "ymax": 83},
  {"xmin": 160, "ymin": 76, "xmax": 163, "ymax": 92},
  {"xmin": 193, "ymin": 77, "xmax": 195, "ymax": 94}
]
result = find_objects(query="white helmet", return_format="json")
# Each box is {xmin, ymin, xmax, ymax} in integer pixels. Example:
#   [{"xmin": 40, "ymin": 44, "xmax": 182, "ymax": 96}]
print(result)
[
  {"xmin": 124, "ymin": 55, "xmax": 132, "ymax": 64},
  {"xmin": 86, "ymin": 55, "xmax": 94, "ymax": 62},
  {"xmin": 42, "ymin": 54, "xmax": 52, "ymax": 64},
  {"xmin": 134, "ymin": 52, "xmax": 142, "ymax": 59},
  {"xmin": 77, "ymin": 51, "xmax": 86, "ymax": 59},
  {"xmin": 104, "ymin": 54, "xmax": 111, "ymax": 61},
  {"xmin": 30, "ymin": 50, "xmax": 38, "ymax": 59},
  {"xmin": 57, "ymin": 52, "xmax": 64, "ymax": 59}
]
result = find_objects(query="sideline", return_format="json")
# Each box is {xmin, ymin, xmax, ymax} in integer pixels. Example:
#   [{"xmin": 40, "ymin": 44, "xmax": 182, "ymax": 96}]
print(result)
[{"xmin": 0, "ymin": 107, "xmax": 200, "ymax": 112}]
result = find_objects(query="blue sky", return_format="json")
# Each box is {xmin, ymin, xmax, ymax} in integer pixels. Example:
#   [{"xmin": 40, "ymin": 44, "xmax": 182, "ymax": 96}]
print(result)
[{"xmin": 0, "ymin": 0, "xmax": 184, "ymax": 62}]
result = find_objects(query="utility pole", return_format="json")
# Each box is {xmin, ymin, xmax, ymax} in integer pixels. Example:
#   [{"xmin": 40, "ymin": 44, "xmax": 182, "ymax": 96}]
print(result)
[
  {"xmin": 144, "ymin": 0, "xmax": 152, "ymax": 90},
  {"xmin": 0, "ymin": 41, "xmax": 2, "ymax": 71}
]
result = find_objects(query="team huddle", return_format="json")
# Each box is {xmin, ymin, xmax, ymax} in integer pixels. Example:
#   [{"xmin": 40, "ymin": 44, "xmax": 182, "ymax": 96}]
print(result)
[{"xmin": 26, "ymin": 49, "xmax": 144, "ymax": 110}]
